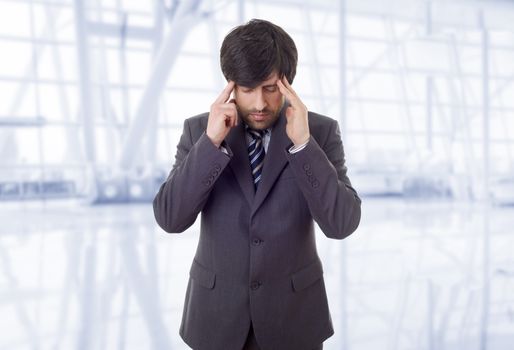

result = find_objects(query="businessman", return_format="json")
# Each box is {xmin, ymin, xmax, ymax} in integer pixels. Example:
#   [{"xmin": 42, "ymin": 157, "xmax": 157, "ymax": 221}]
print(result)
[{"xmin": 153, "ymin": 19, "xmax": 361, "ymax": 350}]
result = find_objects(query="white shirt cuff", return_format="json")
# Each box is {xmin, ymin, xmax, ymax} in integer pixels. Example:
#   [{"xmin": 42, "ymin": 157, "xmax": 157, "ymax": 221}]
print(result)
[
  {"xmin": 220, "ymin": 145, "xmax": 229, "ymax": 155},
  {"xmin": 288, "ymin": 139, "xmax": 309, "ymax": 154}
]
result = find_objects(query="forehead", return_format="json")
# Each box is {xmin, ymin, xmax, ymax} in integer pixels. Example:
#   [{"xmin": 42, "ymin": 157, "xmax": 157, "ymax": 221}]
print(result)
[
  {"xmin": 260, "ymin": 72, "xmax": 280, "ymax": 86},
  {"xmin": 237, "ymin": 72, "xmax": 280, "ymax": 89}
]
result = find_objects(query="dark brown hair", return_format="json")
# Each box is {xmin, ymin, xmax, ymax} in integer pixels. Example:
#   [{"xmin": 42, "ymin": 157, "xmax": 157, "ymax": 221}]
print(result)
[{"xmin": 220, "ymin": 19, "xmax": 298, "ymax": 88}]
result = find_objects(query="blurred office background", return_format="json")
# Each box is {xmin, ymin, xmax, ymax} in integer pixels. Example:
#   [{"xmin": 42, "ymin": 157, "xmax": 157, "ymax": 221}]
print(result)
[{"xmin": 0, "ymin": 0, "xmax": 513, "ymax": 349}]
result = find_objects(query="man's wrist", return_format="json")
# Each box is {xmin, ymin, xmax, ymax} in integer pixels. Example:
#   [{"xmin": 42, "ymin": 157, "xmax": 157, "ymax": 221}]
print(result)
[
  {"xmin": 288, "ymin": 137, "xmax": 310, "ymax": 154},
  {"xmin": 291, "ymin": 133, "xmax": 311, "ymax": 146},
  {"xmin": 292, "ymin": 134, "xmax": 310, "ymax": 147}
]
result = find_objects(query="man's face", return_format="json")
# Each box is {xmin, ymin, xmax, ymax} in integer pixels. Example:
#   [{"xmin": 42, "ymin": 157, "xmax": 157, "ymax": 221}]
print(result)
[{"xmin": 234, "ymin": 72, "xmax": 285, "ymax": 130}]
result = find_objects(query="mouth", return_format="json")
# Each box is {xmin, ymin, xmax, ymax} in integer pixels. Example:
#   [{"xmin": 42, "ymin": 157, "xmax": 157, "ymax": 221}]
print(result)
[{"xmin": 250, "ymin": 113, "xmax": 269, "ymax": 121}]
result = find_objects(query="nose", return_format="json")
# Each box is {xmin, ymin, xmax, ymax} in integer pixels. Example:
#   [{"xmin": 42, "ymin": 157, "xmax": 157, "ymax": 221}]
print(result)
[{"xmin": 253, "ymin": 89, "xmax": 267, "ymax": 112}]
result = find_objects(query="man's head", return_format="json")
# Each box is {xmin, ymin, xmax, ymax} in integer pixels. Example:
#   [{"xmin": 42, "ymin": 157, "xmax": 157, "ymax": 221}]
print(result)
[{"xmin": 220, "ymin": 19, "xmax": 298, "ymax": 130}]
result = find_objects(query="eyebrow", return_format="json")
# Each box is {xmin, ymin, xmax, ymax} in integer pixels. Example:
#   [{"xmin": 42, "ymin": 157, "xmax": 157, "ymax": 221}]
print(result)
[{"xmin": 239, "ymin": 83, "xmax": 277, "ymax": 90}]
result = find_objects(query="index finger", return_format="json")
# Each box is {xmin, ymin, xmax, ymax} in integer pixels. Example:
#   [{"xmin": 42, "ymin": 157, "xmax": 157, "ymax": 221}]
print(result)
[
  {"xmin": 215, "ymin": 81, "xmax": 235, "ymax": 104},
  {"xmin": 277, "ymin": 77, "xmax": 299, "ymax": 104}
]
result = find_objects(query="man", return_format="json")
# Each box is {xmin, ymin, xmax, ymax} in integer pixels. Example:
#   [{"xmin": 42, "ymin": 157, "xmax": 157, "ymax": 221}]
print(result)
[{"xmin": 153, "ymin": 19, "xmax": 361, "ymax": 350}]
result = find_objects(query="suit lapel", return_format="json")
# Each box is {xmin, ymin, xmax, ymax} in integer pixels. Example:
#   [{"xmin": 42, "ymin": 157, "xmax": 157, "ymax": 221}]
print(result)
[
  {"xmin": 251, "ymin": 104, "xmax": 292, "ymax": 216},
  {"xmin": 225, "ymin": 121, "xmax": 255, "ymax": 206}
]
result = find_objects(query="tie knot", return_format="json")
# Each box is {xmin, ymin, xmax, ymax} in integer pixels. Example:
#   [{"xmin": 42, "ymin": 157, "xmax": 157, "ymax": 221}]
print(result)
[{"xmin": 247, "ymin": 128, "xmax": 267, "ymax": 140}]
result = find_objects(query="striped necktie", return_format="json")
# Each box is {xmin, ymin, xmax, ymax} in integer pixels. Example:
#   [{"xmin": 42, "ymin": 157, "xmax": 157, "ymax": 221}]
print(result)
[{"xmin": 247, "ymin": 128, "xmax": 266, "ymax": 189}]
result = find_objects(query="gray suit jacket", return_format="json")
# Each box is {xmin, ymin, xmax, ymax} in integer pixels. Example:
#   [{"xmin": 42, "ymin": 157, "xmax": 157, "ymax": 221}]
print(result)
[{"xmin": 153, "ymin": 105, "xmax": 361, "ymax": 350}]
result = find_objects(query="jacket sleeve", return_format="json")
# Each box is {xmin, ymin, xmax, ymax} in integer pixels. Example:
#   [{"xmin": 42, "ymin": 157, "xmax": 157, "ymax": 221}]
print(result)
[
  {"xmin": 153, "ymin": 119, "xmax": 233, "ymax": 233},
  {"xmin": 284, "ymin": 119, "xmax": 361, "ymax": 240}
]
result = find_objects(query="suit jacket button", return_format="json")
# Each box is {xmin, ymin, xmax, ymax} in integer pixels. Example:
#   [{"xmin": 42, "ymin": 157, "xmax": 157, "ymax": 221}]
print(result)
[
  {"xmin": 214, "ymin": 164, "xmax": 221, "ymax": 171},
  {"xmin": 306, "ymin": 169, "xmax": 313, "ymax": 176},
  {"xmin": 252, "ymin": 238, "xmax": 262, "ymax": 246},
  {"xmin": 250, "ymin": 281, "xmax": 261, "ymax": 290},
  {"xmin": 312, "ymin": 180, "xmax": 320, "ymax": 188},
  {"xmin": 303, "ymin": 163, "xmax": 311, "ymax": 171}
]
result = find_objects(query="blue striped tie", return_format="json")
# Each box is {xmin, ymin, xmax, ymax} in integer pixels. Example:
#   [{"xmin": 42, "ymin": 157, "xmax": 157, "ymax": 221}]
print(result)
[{"xmin": 247, "ymin": 129, "xmax": 266, "ymax": 189}]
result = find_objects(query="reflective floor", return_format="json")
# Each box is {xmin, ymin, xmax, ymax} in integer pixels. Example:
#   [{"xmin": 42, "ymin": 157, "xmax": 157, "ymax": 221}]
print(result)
[{"xmin": 0, "ymin": 198, "xmax": 513, "ymax": 349}]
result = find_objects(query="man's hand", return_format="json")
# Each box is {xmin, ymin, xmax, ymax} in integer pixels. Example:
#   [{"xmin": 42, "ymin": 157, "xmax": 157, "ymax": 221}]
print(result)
[
  {"xmin": 206, "ymin": 81, "xmax": 238, "ymax": 148},
  {"xmin": 277, "ymin": 76, "xmax": 310, "ymax": 146}
]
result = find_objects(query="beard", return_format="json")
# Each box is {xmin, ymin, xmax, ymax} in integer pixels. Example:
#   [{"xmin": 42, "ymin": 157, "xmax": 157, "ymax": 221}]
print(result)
[{"xmin": 237, "ymin": 101, "xmax": 284, "ymax": 130}]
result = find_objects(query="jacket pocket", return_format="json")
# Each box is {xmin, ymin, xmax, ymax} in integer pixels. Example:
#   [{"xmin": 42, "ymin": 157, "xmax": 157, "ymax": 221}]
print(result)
[
  {"xmin": 291, "ymin": 258, "xmax": 324, "ymax": 292},
  {"xmin": 189, "ymin": 259, "xmax": 216, "ymax": 289}
]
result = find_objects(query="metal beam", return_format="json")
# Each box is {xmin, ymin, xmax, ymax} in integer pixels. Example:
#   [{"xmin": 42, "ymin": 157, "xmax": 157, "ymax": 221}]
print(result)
[
  {"xmin": 303, "ymin": 5, "xmax": 327, "ymax": 115},
  {"xmin": 146, "ymin": 0, "xmax": 166, "ymax": 166},
  {"xmin": 0, "ymin": 116, "xmax": 46, "ymax": 126},
  {"xmin": 385, "ymin": 17, "xmax": 420, "ymax": 164},
  {"xmin": 74, "ymin": 0, "xmax": 96, "ymax": 165},
  {"xmin": 252, "ymin": 0, "xmax": 514, "ymax": 31},
  {"xmin": 119, "ymin": 0, "xmax": 204, "ymax": 170},
  {"xmin": 425, "ymin": 0, "xmax": 433, "ymax": 151},
  {"xmin": 238, "ymin": 0, "xmax": 245, "ymax": 23},
  {"xmin": 86, "ymin": 21, "xmax": 157, "ymax": 40},
  {"xmin": 479, "ymin": 9, "xmax": 491, "ymax": 350},
  {"xmin": 45, "ymin": 4, "xmax": 84, "ymax": 167}
]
